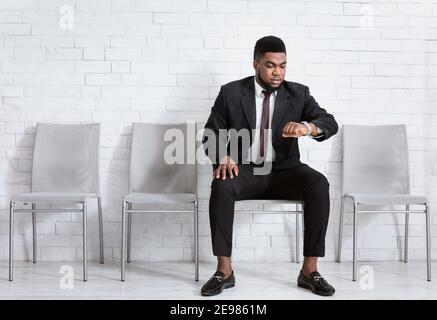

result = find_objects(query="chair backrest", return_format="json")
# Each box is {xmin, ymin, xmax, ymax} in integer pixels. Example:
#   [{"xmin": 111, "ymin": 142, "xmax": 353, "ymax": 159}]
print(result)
[
  {"xmin": 31, "ymin": 123, "xmax": 100, "ymax": 194},
  {"xmin": 129, "ymin": 122, "xmax": 197, "ymax": 194},
  {"xmin": 342, "ymin": 124, "xmax": 410, "ymax": 195}
]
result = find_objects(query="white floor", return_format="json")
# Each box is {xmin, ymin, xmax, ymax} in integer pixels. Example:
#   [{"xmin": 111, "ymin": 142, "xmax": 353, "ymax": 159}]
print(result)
[{"xmin": 0, "ymin": 260, "xmax": 435, "ymax": 300}]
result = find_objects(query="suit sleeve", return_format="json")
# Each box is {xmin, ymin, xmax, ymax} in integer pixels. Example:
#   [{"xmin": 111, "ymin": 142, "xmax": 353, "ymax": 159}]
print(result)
[
  {"xmin": 202, "ymin": 86, "xmax": 229, "ymax": 169},
  {"xmin": 301, "ymin": 86, "xmax": 339, "ymax": 142}
]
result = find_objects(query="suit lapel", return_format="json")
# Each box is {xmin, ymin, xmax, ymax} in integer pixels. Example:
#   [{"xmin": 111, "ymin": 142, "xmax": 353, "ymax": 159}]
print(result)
[
  {"xmin": 272, "ymin": 84, "xmax": 291, "ymax": 135},
  {"xmin": 240, "ymin": 78, "xmax": 292, "ymax": 136},
  {"xmin": 240, "ymin": 78, "xmax": 256, "ymax": 131}
]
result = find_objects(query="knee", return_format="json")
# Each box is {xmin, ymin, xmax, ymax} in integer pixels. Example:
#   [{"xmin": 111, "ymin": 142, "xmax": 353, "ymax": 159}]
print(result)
[
  {"xmin": 319, "ymin": 174, "xmax": 330, "ymax": 188},
  {"xmin": 306, "ymin": 173, "xmax": 330, "ymax": 192},
  {"xmin": 211, "ymin": 178, "xmax": 237, "ymax": 196}
]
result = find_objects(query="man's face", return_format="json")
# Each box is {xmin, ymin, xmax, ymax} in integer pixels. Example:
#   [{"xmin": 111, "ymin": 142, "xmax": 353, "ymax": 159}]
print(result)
[{"xmin": 253, "ymin": 52, "xmax": 287, "ymax": 89}]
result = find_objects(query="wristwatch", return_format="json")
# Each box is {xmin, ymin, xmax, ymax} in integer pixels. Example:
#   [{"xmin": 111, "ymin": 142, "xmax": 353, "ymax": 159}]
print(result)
[{"xmin": 300, "ymin": 121, "xmax": 312, "ymax": 136}]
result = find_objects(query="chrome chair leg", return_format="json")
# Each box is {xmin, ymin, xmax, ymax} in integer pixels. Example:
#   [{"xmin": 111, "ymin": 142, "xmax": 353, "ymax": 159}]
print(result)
[
  {"xmin": 97, "ymin": 197, "xmax": 104, "ymax": 264},
  {"xmin": 404, "ymin": 204, "xmax": 409, "ymax": 263},
  {"xmin": 301, "ymin": 203, "xmax": 305, "ymax": 235},
  {"xmin": 426, "ymin": 202, "xmax": 431, "ymax": 281},
  {"xmin": 194, "ymin": 200, "xmax": 199, "ymax": 281},
  {"xmin": 121, "ymin": 201, "xmax": 127, "ymax": 281},
  {"xmin": 295, "ymin": 207, "xmax": 300, "ymax": 264},
  {"xmin": 301, "ymin": 203, "xmax": 305, "ymax": 258},
  {"xmin": 9, "ymin": 201, "xmax": 15, "ymax": 281},
  {"xmin": 337, "ymin": 197, "xmax": 345, "ymax": 263},
  {"xmin": 82, "ymin": 201, "xmax": 88, "ymax": 282},
  {"xmin": 32, "ymin": 203, "xmax": 37, "ymax": 263},
  {"xmin": 353, "ymin": 201, "xmax": 358, "ymax": 281},
  {"xmin": 127, "ymin": 203, "xmax": 132, "ymax": 263}
]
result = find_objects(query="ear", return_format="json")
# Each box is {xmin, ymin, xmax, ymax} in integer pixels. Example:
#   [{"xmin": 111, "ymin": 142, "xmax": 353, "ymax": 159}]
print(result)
[{"xmin": 253, "ymin": 60, "xmax": 257, "ymax": 70}]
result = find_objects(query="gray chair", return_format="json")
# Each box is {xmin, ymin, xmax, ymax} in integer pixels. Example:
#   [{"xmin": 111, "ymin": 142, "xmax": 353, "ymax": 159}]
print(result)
[
  {"xmin": 337, "ymin": 124, "xmax": 431, "ymax": 281},
  {"xmin": 9, "ymin": 123, "xmax": 104, "ymax": 282},
  {"xmin": 235, "ymin": 200, "xmax": 303, "ymax": 263},
  {"xmin": 121, "ymin": 122, "xmax": 198, "ymax": 281}
]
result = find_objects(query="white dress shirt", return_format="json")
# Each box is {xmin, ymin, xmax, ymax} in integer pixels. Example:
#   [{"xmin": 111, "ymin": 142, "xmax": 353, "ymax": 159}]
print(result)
[
  {"xmin": 247, "ymin": 79, "xmax": 324, "ymax": 164},
  {"xmin": 247, "ymin": 79, "xmax": 277, "ymax": 163}
]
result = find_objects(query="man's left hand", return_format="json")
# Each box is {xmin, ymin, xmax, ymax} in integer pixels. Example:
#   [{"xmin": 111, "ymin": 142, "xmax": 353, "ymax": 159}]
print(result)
[{"xmin": 282, "ymin": 121, "xmax": 312, "ymax": 138}]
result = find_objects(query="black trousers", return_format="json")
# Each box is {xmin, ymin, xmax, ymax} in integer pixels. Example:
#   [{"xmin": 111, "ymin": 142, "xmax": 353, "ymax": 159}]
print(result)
[{"xmin": 209, "ymin": 163, "xmax": 330, "ymax": 257}]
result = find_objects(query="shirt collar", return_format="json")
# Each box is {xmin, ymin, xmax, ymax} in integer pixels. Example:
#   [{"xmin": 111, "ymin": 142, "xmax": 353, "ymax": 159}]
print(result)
[{"xmin": 254, "ymin": 77, "xmax": 277, "ymax": 98}]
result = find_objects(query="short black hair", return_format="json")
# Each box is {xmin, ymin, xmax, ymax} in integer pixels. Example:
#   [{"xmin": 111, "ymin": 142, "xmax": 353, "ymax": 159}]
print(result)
[{"xmin": 253, "ymin": 36, "xmax": 286, "ymax": 60}]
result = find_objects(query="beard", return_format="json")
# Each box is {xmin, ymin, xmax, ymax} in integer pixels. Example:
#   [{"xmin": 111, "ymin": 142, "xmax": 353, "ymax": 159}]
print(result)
[{"xmin": 255, "ymin": 71, "xmax": 282, "ymax": 93}]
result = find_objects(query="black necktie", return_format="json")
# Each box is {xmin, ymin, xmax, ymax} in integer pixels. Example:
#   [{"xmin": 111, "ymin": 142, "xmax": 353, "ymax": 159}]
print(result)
[{"xmin": 260, "ymin": 90, "xmax": 271, "ymax": 158}]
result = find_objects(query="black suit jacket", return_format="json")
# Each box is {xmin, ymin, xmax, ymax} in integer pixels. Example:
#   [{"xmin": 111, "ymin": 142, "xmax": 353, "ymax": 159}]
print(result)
[{"xmin": 202, "ymin": 76, "xmax": 338, "ymax": 170}]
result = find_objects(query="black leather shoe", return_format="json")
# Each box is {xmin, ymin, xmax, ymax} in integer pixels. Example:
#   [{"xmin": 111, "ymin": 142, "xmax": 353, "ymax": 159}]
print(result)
[
  {"xmin": 297, "ymin": 271, "xmax": 335, "ymax": 296},
  {"xmin": 201, "ymin": 271, "xmax": 235, "ymax": 296}
]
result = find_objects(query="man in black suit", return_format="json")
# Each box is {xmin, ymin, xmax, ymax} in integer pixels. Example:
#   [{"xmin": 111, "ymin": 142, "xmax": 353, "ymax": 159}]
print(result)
[{"xmin": 201, "ymin": 36, "xmax": 338, "ymax": 296}]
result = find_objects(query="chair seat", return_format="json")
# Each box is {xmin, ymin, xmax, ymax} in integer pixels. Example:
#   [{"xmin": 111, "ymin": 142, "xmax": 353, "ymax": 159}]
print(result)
[
  {"xmin": 235, "ymin": 199, "xmax": 303, "ymax": 205},
  {"xmin": 235, "ymin": 199, "xmax": 303, "ymax": 213},
  {"xmin": 346, "ymin": 193, "xmax": 428, "ymax": 205},
  {"xmin": 124, "ymin": 192, "xmax": 197, "ymax": 204},
  {"xmin": 11, "ymin": 192, "xmax": 98, "ymax": 203}
]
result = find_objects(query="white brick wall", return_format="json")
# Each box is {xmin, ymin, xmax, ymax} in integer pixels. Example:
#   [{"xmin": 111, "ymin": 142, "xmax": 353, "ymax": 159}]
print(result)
[{"xmin": 0, "ymin": 0, "xmax": 436, "ymax": 264}]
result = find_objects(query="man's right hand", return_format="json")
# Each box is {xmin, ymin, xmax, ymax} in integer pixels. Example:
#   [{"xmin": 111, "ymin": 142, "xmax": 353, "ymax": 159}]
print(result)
[{"xmin": 213, "ymin": 156, "xmax": 239, "ymax": 180}]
